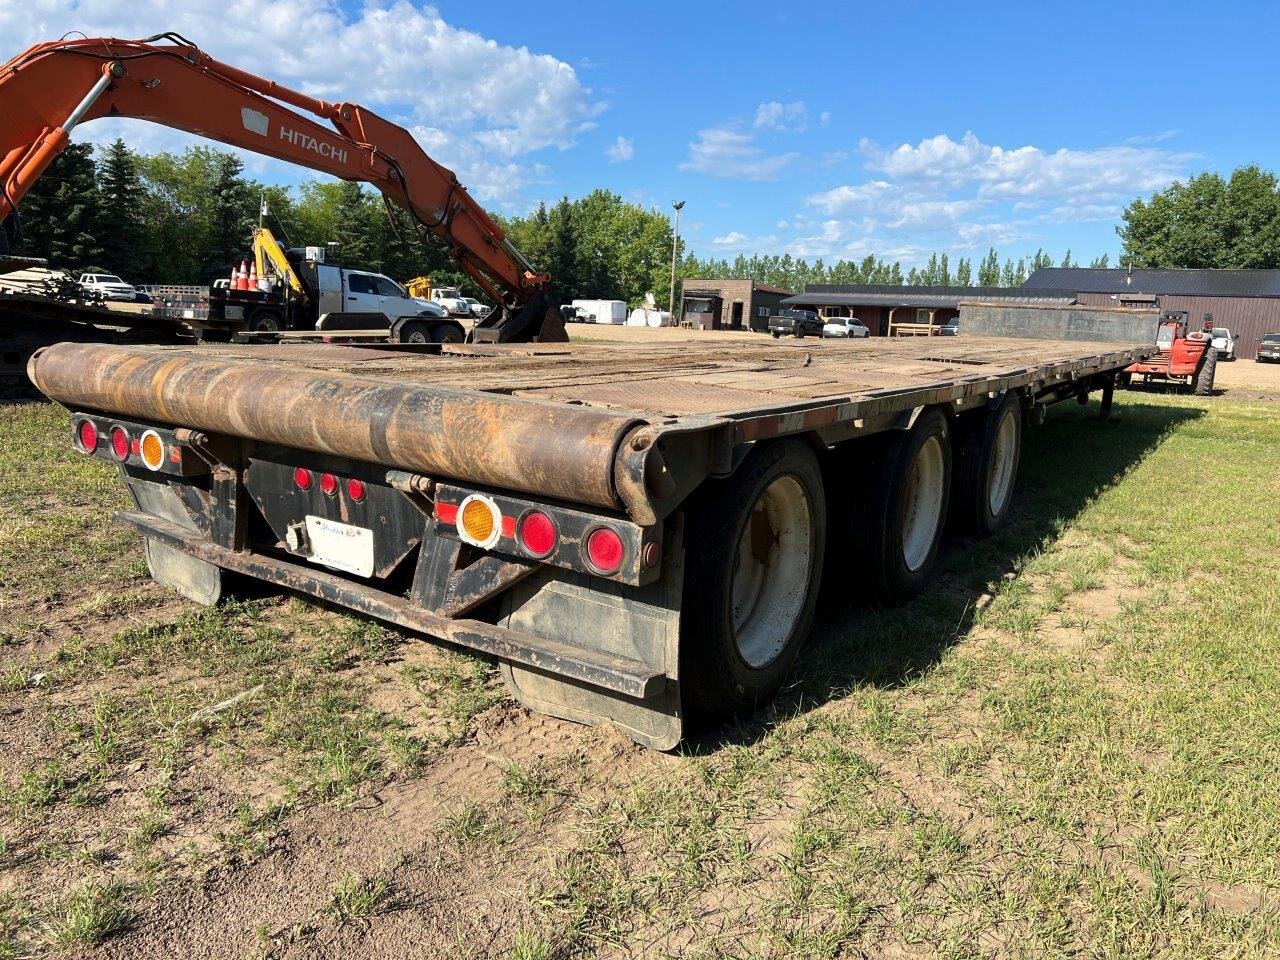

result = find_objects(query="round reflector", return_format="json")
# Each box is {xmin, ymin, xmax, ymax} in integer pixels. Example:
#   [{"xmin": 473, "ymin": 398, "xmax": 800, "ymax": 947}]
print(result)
[
  {"xmin": 319, "ymin": 473, "xmax": 338, "ymax": 496},
  {"xmin": 457, "ymin": 494, "xmax": 501, "ymax": 549},
  {"xmin": 346, "ymin": 478, "xmax": 366, "ymax": 502},
  {"xmin": 139, "ymin": 430, "xmax": 165, "ymax": 471},
  {"xmin": 518, "ymin": 510, "xmax": 557, "ymax": 558},
  {"xmin": 76, "ymin": 419, "xmax": 98, "ymax": 453},
  {"xmin": 294, "ymin": 467, "xmax": 313, "ymax": 490},
  {"xmin": 109, "ymin": 426, "xmax": 130, "ymax": 461},
  {"xmin": 585, "ymin": 526, "xmax": 625, "ymax": 574}
]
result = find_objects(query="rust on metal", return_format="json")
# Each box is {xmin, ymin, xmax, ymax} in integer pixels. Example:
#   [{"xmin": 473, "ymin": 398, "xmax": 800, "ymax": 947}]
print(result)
[{"xmin": 29, "ymin": 342, "xmax": 640, "ymax": 509}]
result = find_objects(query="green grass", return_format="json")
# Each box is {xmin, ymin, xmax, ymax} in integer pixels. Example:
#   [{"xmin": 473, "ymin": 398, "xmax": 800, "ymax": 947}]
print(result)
[
  {"xmin": 3, "ymin": 392, "xmax": 1279, "ymax": 957},
  {"xmin": 329, "ymin": 872, "xmax": 394, "ymax": 921},
  {"xmin": 39, "ymin": 879, "xmax": 134, "ymax": 948}
]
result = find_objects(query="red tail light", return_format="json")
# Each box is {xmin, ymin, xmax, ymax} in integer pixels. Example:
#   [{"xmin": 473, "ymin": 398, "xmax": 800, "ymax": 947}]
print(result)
[
  {"xmin": 76, "ymin": 419, "xmax": 98, "ymax": 453},
  {"xmin": 109, "ymin": 426, "xmax": 130, "ymax": 461},
  {"xmin": 585, "ymin": 526, "xmax": 624, "ymax": 574},
  {"xmin": 346, "ymin": 479, "xmax": 366, "ymax": 502},
  {"xmin": 293, "ymin": 467, "xmax": 313, "ymax": 490},
  {"xmin": 518, "ymin": 510, "xmax": 557, "ymax": 558},
  {"xmin": 319, "ymin": 473, "xmax": 338, "ymax": 496}
]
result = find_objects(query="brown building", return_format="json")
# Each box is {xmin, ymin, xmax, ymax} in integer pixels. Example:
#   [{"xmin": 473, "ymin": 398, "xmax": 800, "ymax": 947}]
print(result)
[
  {"xmin": 782, "ymin": 285, "xmax": 1075, "ymax": 336},
  {"xmin": 679, "ymin": 278, "xmax": 795, "ymax": 332},
  {"xmin": 1025, "ymin": 268, "xmax": 1280, "ymax": 359}
]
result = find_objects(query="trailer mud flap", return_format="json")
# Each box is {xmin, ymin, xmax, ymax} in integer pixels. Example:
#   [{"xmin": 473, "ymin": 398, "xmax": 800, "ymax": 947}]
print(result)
[
  {"xmin": 501, "ymin": 519, "xmax": 684, "ymax": 750},
  {"xmin": 124, "ymin": 472, "xmax": 222, "ymax": 606}
]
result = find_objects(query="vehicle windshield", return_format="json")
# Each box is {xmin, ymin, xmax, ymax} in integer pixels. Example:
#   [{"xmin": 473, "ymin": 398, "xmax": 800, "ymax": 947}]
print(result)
[
  {"xmin": 1156, "ymin": 325, "xmax": 1176, "ymax": 349},
  {"xmin": 100, "ymin": 275, "xmax": 123, "ymax": 283},
  {"xmin": 1263, "ymin": 334, "xmax": 1280, "ymax": 342}
]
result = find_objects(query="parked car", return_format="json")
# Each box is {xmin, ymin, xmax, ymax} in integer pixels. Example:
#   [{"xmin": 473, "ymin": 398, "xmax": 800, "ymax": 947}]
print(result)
[
  {"xmin": 560, "ymin": 304, "xmax": 593, "ymax": 323},
  {"xmin": 940, "ymin": 318, "xmax": 959, "ymax": 336},
  {"xmin": 822, "ymin": 317, "xmax": 870, "ymax": 339},
  {"xmin": 768, "ymin": 309, "xmax": 823, "ymax": 338},
  {"xmin": 78, "ymin": 272, "xmax": 139, "ymax": 302},
  {"xmin": 1257, "ymin": 332, "xmax": 1280, "ymax": 363},
  {"xmin": 1209, "ymin": 326, "xmax": 1238, "ymax": 360},
  {"xmin": 459, "ymin": 297, "xmax": 489, "ymax": 319}
]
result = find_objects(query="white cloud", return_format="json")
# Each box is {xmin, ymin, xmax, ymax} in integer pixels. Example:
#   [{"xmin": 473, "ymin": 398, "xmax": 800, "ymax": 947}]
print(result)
[
  {"xmin": 1, "ymin": 0, "xmax": 599, "ymax": 206},
  {"xmin": 754, "ymin": 100, "xmax": 807, "ymax": 132},
  {"xmin": 859, "ymin": 131, "xmax": 1193, "ymax": 204},
  {"xmin": 819, "ymin": 111, "xmax": 831, "ymax": 126},
  {"xmin": 605, "ymin": 136, "xmax": 634, "ymax": 163},
  {"xmin": 787, "ymin": 130, "xmax": 1195, "ymax": 260},
  {"xmin": 712, "ymin": 231, "xmax": 749, "ymax": 247},
  {"xmin": 680, "ymin": 127, "xmax": 797, "ymax": 181}
]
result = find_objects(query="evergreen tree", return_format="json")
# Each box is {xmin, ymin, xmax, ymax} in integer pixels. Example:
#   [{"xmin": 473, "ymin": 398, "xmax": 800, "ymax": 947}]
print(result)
[
  {"xmin": 955, "ymin": 257, "xmax": 972, "ymax": 286},
  {"xmin": 1089, "ymin": 253, "xmax": 1111, "ymax": 268},
  {"xmin": 17, "ymin": 141, "xmax": 103, "ymax": 268},
  {"xmin": 96, "ymin": 138, "xmax": 150, "ymax": 280},
  {"xmin": 204, "ymin": 153, "xmax": 255, "ymax": 283}
]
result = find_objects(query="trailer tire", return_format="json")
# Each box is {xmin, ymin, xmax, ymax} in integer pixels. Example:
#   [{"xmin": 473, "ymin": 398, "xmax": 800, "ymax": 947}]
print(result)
[
  {"xmin": 848, "ymin": 408, "xmax": 951, "ymax": 605},
  {"xmin": 951, "ymin": 393, "xmax": 1021, "ymax": 538},
  {"xmin": 1193, "ymin": 348, "xmax": 1217, "ymax": 396},
  {"xmin": 397, "ymin": 319, "xmax": 433, "ymax": 344},
  {"xmin": 434, "ymin": 322, "xmax": 465, "ymax": 343},
  {"xmin": 247, "ymin": 310, "xmax": 282, "ymax": 334},
  {"xmin": 680, "ymin": 438, "xmax": 826, "ymax": 723}
]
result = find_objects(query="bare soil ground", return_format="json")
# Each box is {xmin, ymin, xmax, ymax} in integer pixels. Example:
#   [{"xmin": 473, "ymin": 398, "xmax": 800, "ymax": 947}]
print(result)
[{"xmin": 2, "ymin": 384, "xmax": 1279, "ymax": 958}]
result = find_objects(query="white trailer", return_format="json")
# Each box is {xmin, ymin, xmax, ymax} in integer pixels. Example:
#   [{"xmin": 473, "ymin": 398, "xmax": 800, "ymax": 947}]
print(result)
[{"xmin": 571, "ymin": 299, "xmax": 627, "ymax": 325}]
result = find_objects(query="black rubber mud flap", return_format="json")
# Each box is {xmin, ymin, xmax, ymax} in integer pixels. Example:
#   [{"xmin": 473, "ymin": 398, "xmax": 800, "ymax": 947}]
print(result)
[
  {"xmin": 125, "ymin": 470, "xmax": 223, "ymax": 606},
  {"xmin": 500, "ymin": 519, "xmax": 684, "ymax": 750}
]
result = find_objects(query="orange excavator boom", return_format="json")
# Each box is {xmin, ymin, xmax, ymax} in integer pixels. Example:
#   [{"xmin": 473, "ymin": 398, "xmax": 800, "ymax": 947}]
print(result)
[{"xmin": 0, "ymin": 33, "xmax": 559, "ymax": 341}]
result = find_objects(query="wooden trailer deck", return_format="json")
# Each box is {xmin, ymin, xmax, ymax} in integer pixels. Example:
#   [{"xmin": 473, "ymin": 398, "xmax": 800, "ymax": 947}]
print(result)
[{"xmin": 174, "ymin": 334, "xmax": 1152, "ymax": 421}]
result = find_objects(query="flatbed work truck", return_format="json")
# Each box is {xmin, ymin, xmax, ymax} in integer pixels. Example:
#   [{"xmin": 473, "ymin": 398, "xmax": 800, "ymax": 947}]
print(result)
[{"xmin": 29, "ymin": 331, "xmax": 1151, "ymax": 748}]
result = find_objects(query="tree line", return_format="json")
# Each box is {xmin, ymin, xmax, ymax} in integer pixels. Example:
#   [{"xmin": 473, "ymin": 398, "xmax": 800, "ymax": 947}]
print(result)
[{"xmin": 12, "ymin": 140, "xmax": 1280, "ymax": 303}]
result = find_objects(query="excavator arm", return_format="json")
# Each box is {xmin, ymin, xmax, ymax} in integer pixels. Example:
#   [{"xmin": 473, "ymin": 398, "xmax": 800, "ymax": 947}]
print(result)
[{"xmin": 0, "ymin": 33, "xmax": 564, "ymax": 342}]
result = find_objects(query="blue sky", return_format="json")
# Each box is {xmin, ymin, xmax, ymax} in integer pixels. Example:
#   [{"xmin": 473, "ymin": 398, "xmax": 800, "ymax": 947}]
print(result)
[{"xmin": 7, "ymin": 0, "xmax": 1279, "ymax": 269}]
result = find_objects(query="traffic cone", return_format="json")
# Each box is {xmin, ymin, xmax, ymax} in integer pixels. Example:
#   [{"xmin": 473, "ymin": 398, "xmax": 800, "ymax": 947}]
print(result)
[
  {"xmin": 229, "ymin": 266, "xmax": 238, "ymax": 289},
  {"xmin": 237, "ymin": 260, "xmax": 249, "ymax": 291},
  {"xmin": 248, "ymin": 262, "xmax": 258, "ymax": 290}
]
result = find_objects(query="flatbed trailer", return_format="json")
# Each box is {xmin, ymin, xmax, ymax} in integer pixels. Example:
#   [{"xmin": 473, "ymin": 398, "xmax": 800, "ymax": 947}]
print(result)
[{"xmin": 28, "ymin": 333, "xmax": 1151, "ymax": 748}]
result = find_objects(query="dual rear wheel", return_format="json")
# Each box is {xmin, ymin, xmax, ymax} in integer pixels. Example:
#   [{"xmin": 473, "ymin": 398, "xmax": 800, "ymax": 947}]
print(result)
[{"xmin": 681, "ymin": 395, "xmax": 1023, "ymax": 724}]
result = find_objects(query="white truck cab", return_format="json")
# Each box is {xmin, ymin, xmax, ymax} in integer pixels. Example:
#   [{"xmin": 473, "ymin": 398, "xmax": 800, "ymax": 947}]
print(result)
[{"xmin": 429, "ymin": 286, "xmax": 470, "ymax": 316}]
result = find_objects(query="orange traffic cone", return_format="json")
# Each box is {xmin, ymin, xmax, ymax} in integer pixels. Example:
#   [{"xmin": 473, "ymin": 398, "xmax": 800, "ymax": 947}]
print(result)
[
  {"xmin": 229, "ymin": 266, "xmax": 238, "ymax": 289},
  {"xmin": 240, "ymin": 261, "xmax": 251, "ymax": 291},
  {"xmin": 248, "ymin": 262, "xmax": 258, "ymax": 290}
]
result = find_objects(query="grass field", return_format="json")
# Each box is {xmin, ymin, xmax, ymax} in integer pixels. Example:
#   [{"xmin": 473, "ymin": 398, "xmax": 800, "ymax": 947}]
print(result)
[{"xmin": 1, "ymin": 387, "xmax": 1278, "ymax": 958}]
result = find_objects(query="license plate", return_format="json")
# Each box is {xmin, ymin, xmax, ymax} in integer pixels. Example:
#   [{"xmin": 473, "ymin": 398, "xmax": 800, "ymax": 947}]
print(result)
[{"xmin": 304, "ymin": 515, "xmax": 374, "ymax": 577}]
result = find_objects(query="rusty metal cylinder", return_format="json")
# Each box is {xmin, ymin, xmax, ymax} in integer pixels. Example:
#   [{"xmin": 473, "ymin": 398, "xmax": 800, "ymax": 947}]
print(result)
[{"xmin": 29, "ymin": 342, "xmax": 640, "ymax": 509}]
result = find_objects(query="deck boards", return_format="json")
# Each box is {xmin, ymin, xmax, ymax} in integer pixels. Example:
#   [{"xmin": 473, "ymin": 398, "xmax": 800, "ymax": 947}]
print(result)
[{"xmin": 170, "ymin": 336, "xmax": 1149, "ymax": 420}]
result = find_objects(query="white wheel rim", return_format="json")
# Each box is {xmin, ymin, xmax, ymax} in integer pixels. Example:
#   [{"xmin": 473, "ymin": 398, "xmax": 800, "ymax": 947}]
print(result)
[
  {"xmin": 902, "ymin": 435, "xmax": 945, "ymax": 572},
  {"xmin": 730, "ymin": 475, "xmax": 812, "ymax": 669},
  {"xmin": 987, "ymin": 409, "xmax": 1018, "ymax": 517}
]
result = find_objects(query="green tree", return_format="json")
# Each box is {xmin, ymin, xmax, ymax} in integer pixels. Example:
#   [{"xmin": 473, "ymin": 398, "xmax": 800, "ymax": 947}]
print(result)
[
  {"xmin": 955, "ymin": 257, "xmax": 972, "ymax": 286},
  {"xmin": 96, "ymin": 139, "xmax": 150, "ymax": 280},
  {"xmin": 1089, "ymin": 253, "xmax": 1111, "ymax": 268},
  {"xmin": 977, "ymin": 247, "xmax": 1001, "ymax": 286},
  {"xmin": 1118, "ymin": 165, "xmax": 1280, "ymax": 269},
  {"xmin": 17, "ymin": 141, "xmax": 103, "ymax": 268}
]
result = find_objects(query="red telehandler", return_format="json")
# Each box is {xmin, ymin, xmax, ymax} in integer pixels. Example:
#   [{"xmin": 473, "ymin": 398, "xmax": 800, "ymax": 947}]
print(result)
[
  {"xmin": 0, "ymin": 32, "xmax": 564, "ymax": 344},
  {"xmin": 1119, "ymin": 310, "xmax": 1216, "ymax": 396}
]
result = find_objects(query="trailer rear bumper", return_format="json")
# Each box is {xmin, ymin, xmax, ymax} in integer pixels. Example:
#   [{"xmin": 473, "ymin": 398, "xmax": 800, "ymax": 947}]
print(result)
[{"xmin": 117, "ymin": 510, "xmax": 665, "ymax": 701}]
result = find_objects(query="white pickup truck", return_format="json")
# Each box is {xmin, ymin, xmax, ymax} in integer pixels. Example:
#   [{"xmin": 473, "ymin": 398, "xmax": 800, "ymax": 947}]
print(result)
[{"xmin": 78, "ymin": 272, "xmax": 139, "ymax": 302}]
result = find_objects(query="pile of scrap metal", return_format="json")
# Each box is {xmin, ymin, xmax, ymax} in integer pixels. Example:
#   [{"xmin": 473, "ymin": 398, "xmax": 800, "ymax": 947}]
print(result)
[
  {"xmin": 0, "ymin": 259, "xmax": 184, "ymax": 398},
  {"xmin": 0, "ymin": 259, "xmax": 103, "ymax": 304}
]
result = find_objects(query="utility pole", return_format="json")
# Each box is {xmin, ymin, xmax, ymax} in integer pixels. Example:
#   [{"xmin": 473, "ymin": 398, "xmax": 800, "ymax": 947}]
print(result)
[{"xmin": 669, "ymin": 200, "xmax": 685, "ymax": 317}]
